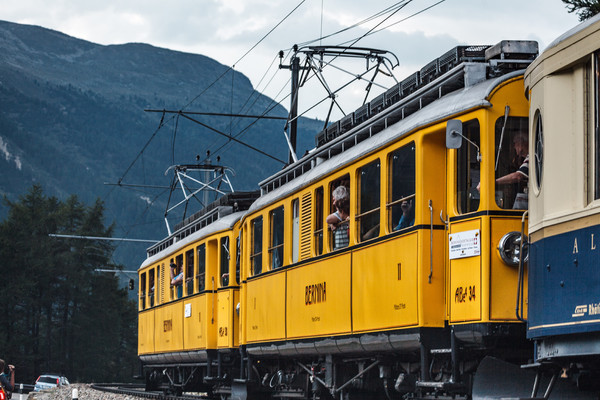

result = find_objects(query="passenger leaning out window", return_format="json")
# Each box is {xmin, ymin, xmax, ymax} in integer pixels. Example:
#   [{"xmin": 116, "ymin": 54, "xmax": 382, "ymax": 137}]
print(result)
[{"xmin": 326, "ymin": 186, "xmax": 350, "ymax": 250}]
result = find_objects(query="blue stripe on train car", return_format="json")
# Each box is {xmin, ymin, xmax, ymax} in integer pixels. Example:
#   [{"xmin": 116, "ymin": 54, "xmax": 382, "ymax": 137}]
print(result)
[{"xmin": 528, "ymin": 223, "xmax": 600, "ymax": 339}]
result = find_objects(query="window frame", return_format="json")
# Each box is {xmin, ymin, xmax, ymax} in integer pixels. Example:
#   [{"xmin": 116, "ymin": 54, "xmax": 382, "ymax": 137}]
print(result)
[
  {"xmin": 139, "ymin": 271, "xmax": 146, "ymax": 310},
  {"xmin": 220, "ymin": 236, "xmax": 230, "ymax": 287},
  {"xmin": 148, "ymin": 267, "xmax": 155, "ymax": 307},
  {"xmin": 494, "ymin": 116, "xmax": 529, "ymax": 209},
  {"xmin": 356, "ymin": 158, "xmax": 381, "ymax": 242},
  {"xmin": 387, "ymin": 141, "xmax": 416, "ymax": 233},
  {"xmin": 456, "ymin": 119, "xmax": 481, "ymax": 214},
  {"xmin": 268, "ymin": 206, "xmax": 285, "ymax": 269},
  {"xmin": 250, "ymin": 216, "xmax": 263, "ymax": 275},
  {"xmin": 197, "ymin": 243, "xmax": 206, "ymax": 292},
  {"xmin": 328, "ymin": 174, "xmax": 350, "ymax": 251},
  {"xmin": 314, "ymin": 186, "xmax": 324, "ymax": 256},
  {"xmin": 292, "ymin": 198, "xmax": 300, "ymax": 263},
  {"xmin": 185, "ymin": 249, "xmax": 195, "ymax": 295}
]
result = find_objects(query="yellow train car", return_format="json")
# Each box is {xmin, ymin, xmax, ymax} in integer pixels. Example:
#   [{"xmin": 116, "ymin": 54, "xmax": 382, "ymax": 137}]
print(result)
[
  {"xmin": 138, "ymin": 193, "xmax": 257, "ymax": 393},
  {"xmin": 139, "ymin": 40, "xmax": 540, "ymax": 399},
  {"xmin": 236, "ymin": 41, "xmax": 537, "ymax": 399}
]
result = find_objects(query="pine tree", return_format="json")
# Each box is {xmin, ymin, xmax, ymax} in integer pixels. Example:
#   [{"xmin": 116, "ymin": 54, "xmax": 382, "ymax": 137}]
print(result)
[
  {"xmin": 563, "ymin": 0, "xmax": 600, "ymax": 21},
  {"xmin": 0, "ymin": 185, "xmax": 138, "ymax": 383}
]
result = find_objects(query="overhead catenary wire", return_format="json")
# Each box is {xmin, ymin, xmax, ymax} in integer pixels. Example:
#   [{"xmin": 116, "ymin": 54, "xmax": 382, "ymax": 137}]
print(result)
[{"xmin": 110, "ymin": 0, "xmax": 448, "ymax": 244}]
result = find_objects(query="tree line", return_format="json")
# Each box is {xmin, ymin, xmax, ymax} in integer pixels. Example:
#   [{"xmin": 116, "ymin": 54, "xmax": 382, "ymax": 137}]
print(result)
[{"xmin": 0, "ymin": 185, "xmax": 138, "ymax": 383}]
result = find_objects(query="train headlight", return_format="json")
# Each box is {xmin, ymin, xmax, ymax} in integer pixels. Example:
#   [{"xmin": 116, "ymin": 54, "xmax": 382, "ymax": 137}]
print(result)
[{"xmin": 498, "ymin": 231, "xmax": 528, "ymax": 266}]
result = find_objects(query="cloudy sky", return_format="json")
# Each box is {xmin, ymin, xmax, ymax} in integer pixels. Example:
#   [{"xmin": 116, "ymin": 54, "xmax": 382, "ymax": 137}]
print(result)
[{"xmin": 2, "ymin": 0, "xmax": 582, "ymax": 119}]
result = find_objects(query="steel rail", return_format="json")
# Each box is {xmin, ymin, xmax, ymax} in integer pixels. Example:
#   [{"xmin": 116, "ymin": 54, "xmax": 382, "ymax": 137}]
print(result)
[{"xmin": 91, "ymin": 383, "xmax": 209, "ymax": 400}]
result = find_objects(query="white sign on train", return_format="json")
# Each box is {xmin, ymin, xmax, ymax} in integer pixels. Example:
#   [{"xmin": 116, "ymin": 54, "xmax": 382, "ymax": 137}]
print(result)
[{"xmin": 449, "ymin": 229, "xmax": 481, "ymax": 260}]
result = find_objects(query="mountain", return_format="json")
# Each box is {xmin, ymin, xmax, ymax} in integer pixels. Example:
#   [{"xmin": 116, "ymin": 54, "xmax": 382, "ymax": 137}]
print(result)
[{"xmin": 0, "ymin": 20, "xmax": 321, "ymax": 268}]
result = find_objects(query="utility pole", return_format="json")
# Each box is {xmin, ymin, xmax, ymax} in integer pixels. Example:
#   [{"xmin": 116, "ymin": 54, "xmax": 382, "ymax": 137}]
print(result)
[{"xmin": 280, "ymin": 44, "xmax": 302, "ymax": 164}]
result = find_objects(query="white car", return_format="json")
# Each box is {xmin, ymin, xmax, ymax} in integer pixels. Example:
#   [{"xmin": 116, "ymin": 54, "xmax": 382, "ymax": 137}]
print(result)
[{"xmin": 33, "ymin": 374, "xmax": 69, "ymax": 391}]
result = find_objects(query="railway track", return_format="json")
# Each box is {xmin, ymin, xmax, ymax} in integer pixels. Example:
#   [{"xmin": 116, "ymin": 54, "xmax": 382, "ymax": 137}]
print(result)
[{"xmin": 91, "ymin": 383, "xmax": 209, "ymax": 400}]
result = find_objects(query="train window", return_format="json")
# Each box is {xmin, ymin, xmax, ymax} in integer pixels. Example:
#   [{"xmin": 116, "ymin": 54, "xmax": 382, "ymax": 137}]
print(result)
[
  {"xmin": 358, "ymin": 159, "xmax": 381, "ymax": 241},
  {"xmin": 251, "ymin": 217, "xmax": 263, "ymax": 275},
  {"xmin": 140, "ymin": 272, "xmax": 146, "ymax": 310},
  {"xmin": 456, "ymin": 119, "xmax": 480, "ymax": 214},
  {"xmin": 388, "ymin": 142, "xmax": 416, "ymax": 232},
  {"xmin": 172, "ymin": 255, "xmax": 184, "ymax": 299},
  {"xmin": 269, "ymin": 206, "xmax": 285, "ymax": 269},
  {"xmin": 494, "ymin": 117, "xmax": 529, "ymax": 209},
  {"xmin": 235, "ymin": 233, "xmax": 241, "ymax": 284},
  {"xmin": 185, "ymin": 249, "xmax": 194, "ymax": 295},
  {"xmin": 328, "ymin": 175, "xmax": 350, "ymax": 250},
  {"xmin": 292, "ymin": 199, "xmax": 299, "ymax": 263},
  {"xmin": 314, "ymin": 187, "xmax": 324, "ymax": 255},
  {"xmin": 157, "ymin": 265, "xmax": 161, "ymax": 305},
  {"xmin": 197, "ymin": 244, "xmax": 206, "ymax": 291},
  {"xmin": 220, "ymin": 237, "xmax": 230, "ymax": 287},
  {"xmin": 148, "ymin": 268, "xmax": 155, "ymax": 307},
  {"xmin": 533, "ymin": 112, "xmax": 544, "ymax": 193}
]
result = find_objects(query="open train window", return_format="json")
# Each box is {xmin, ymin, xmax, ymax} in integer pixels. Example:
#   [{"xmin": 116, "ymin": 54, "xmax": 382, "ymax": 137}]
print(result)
[
  {"xmin": 388, "ymin": 142, "xmax": 415, "ymax": 232},
  {"xmin": 456, "ymin": 119, "xmax": 480, "ymax": 214},
  {"xmin": 220, "ymin": 236, "xmax": 230, "ymax": 287},
  {"xmin": 314, "ymin": 187, "xmax": 324, "ymax": 255},
  {"xmin": 251, "ymin": 217, "xmax": 263, "ymax": 275},
  {"xmin": 197, "ymin": 244, "xmax": 206, "ymax": 291},
  {"xmin": 269, "ymin": 206, "xmax": 285, "ymax": 269},
  {"xmin": 494, "ymin": 116, "xmax": 529, "ymax": 209},
  {"xmin": 358, "ymin": 159, "xmax": 380, "ymax": 241},
  {"xmin": 140, "ymin": 272, "xmax": 146, "ymax": 310},
  {"xmin": 172, "ymin": 254, "xmax": 184, "ymax": 299},
  {"xmin": 328, "ymin": 175, "xmax": 350, "ymax": 251},
  {"xmin": 185, "ymin": 249, "xmax": 194, "ymax": 295}
]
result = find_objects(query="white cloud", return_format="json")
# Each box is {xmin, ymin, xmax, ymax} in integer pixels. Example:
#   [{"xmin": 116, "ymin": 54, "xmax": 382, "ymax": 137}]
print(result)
[{"xmin": 0, "ymin": 0, "xmax": 582, "ymax": 118}]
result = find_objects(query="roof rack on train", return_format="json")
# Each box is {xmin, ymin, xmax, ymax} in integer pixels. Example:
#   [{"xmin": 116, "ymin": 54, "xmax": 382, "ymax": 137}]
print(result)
[
  {"xmin": 260, "ymin": 40, "xmax": 538, "ymax": 196},
  {"xmin": 147, "ymin": 191, "xmax": 259, "ymax": 257}
]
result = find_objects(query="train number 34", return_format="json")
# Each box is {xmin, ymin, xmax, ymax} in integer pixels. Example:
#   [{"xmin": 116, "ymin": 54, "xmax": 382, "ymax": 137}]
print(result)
[{"xmin": 455, "ymin": 286, "xmax": 476, "ymax": 303}]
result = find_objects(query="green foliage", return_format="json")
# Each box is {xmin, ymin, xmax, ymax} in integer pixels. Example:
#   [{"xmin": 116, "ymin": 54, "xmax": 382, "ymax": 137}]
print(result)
[
  {"xmin": 0, "ymin": 185, "xmax": 138, "ymax": 383},
  {"xmin": 562, "ymin": 0, "xmax": 600, "ymax": 20}
]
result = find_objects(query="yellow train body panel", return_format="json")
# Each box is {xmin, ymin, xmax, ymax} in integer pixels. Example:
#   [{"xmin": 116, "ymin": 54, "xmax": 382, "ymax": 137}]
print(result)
[
  {"xmin": 245, "ymin": 272, "xmax": 286, "ymax": 343},
  {"xmin": 489, "ymin": 217, "xmax": 528, "ymax": 321},
  {"xmin": 217, "ymin": 289, "xmax": 240, "ymax": 348},
  {"xmin": 182, "ymin": 294, "xmax": 211, "ymax": 350},
  {"xmin": 449, "ymin": 219, "xmax": 482, "ymax": 323},
  {"xmin": 154, "ymin": 302, "xmax": 184, "ymax": 353},
  {"xmin": 286, "ymin": 253, "xmax": 352, "ymax": 338},
  {"xmin": 352, "ymin": 234, "xmax": 419, "ymax": 332},
  {"xmin": 138, "ymin": 309, "xmax": 155, "ymax": 355}
]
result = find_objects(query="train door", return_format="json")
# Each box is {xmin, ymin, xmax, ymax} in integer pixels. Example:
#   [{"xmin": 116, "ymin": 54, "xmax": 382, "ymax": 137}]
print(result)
[{"xmin": 446, "ymin": 119, "xmax": 483, "ymax": 323}]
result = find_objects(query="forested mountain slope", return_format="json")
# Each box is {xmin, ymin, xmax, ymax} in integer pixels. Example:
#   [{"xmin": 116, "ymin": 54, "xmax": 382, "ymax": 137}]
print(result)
[{"xmin": 0, "ymin": 20, "xmax": 320, "ymax": 267}]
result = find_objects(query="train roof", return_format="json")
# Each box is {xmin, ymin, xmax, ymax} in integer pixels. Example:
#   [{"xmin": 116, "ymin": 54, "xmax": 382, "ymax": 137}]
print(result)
[
  {"xmin": 526, "ymin": 14, "xmax": 600, "ymax": 89},
  {"xmin": 249, "ymin": 66, "xmax": 529, "ymax": 214},
  {"xmin": 257, "ymin": 41, "xmax": 537, "ymax": 202},
  {"xmin": 142, "ymin": 191, "xmax": 259, "ymax": 266},
  {"xmin": 141, "ymin": 210, "xmax": 244, "ymax": 269}
]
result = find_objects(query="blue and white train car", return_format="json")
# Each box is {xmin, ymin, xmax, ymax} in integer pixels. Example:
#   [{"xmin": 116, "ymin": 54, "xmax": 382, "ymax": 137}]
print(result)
[{"xmin": 525, "ymin": 12, "xmax": 600, "ymax": 391}]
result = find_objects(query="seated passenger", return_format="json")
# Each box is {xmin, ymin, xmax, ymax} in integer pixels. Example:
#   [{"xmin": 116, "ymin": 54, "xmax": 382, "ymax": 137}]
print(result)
[
  {"xmin": 326, "ymin": 186, "xmax": 350, "ymax": 250},
  {"xmin": 394, "ymin": 199, "xmax": 414, "ymax": 231},
  {"xmin": 170, "ymin": 259, "xmax": 183, "ymax": 298},
  {"xmin": 496, "ymin": 132, "xmax": 528, "ymax": 209}
]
